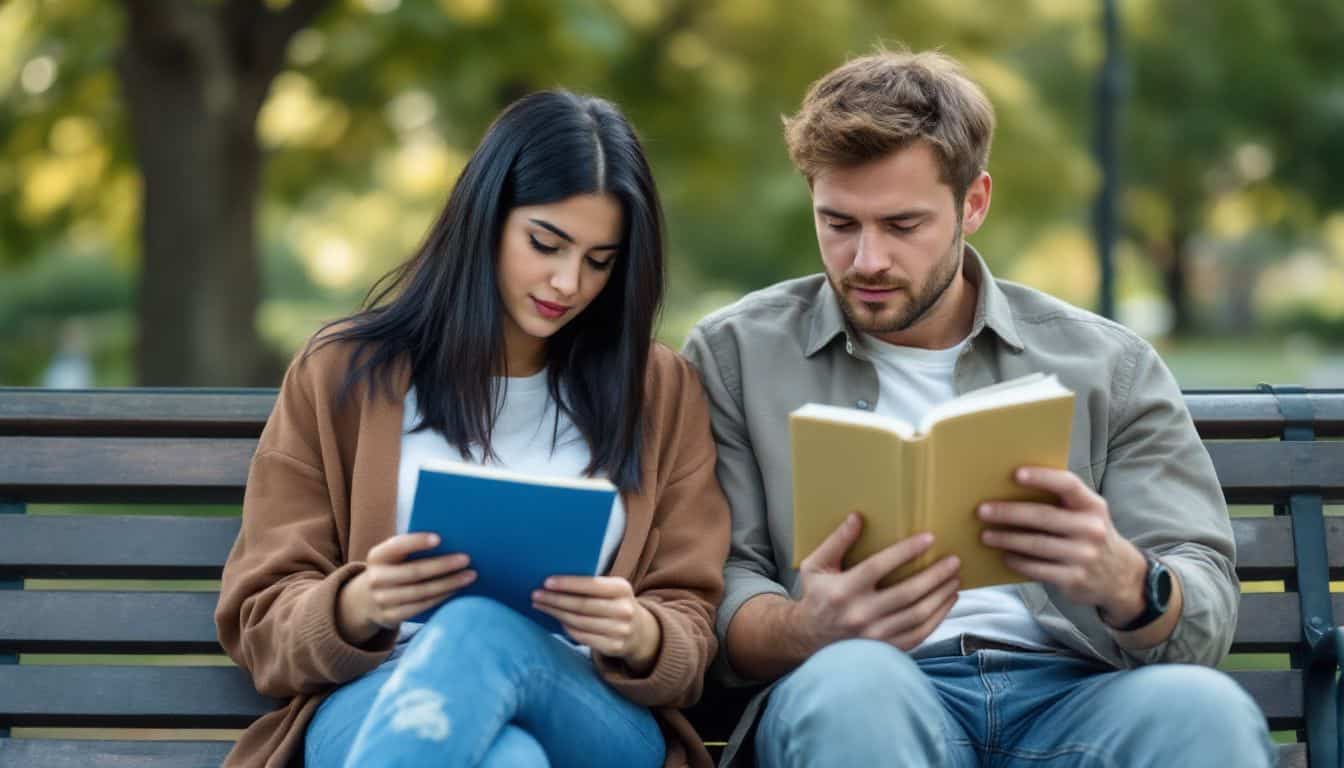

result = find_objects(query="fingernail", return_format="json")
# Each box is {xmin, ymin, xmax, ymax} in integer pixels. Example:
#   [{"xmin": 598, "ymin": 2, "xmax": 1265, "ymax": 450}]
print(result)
[
  {"xmin": 428, "ymin": 534, "xmax": 440, "ymax": 546},
  {"xmin": 1016, "ymin": 468, "xmax": 1029, "ymax": 482},
  {"xmin": 544, "ymin": 578, "xmax": 555, "ymax": 588},
  {"xmin": 920, "ymin": 533, "xmax": 934, "ymax": 546},
  {"xmin": 848, "ymin": 512, "xmax": 860, "ymax": 528},
  {"xmin": 979, "ymin": 504, "xmax": 993, "ymax": 519}
]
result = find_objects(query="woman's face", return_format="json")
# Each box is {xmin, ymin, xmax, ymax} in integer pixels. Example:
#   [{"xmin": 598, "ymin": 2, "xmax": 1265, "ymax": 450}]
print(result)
[{"xmin": 496, "ymin": 193, "xmax": 622, "ymax": 362}]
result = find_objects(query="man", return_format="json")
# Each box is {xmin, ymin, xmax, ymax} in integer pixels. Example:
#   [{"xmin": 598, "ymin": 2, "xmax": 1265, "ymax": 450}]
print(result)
[{"xmin": 682, "ymin": 49, "xmax": 1274, "ymax": 767}]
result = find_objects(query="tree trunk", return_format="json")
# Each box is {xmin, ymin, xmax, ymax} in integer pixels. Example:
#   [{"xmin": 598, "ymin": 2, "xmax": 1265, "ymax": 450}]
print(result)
[
  {"xmin": 118, "ymin": 0, "xmax": 328, "ymax": 386},
  {"xmin": 1162, "ymin": 228, "xmax": 1193, "ymax": 337}
]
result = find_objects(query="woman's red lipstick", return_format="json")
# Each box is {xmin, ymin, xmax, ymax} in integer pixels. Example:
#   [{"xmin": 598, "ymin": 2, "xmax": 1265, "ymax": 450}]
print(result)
[{"xmin": 531, "ymin": 296, "xmax": 572, "ymax": 319}]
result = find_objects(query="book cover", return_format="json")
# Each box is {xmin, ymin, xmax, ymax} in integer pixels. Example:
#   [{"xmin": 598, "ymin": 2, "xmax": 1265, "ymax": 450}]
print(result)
[
  {"xmin": 790, "ymin": 373, "xmax": 1075, "ymax": 590},
  {"xmin": 406, "ymin": 460, "xmax": 617, "ymax": 633}
]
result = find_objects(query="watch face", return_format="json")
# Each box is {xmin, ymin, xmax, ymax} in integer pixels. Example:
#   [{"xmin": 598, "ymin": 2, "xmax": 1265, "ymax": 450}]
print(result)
[{"xmin": 1150, "ymin": 560, "xmax": 1172, "ymax": 611}]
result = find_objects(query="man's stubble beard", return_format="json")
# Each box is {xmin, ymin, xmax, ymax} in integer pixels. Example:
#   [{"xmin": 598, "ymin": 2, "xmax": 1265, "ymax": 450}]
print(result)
[{"xmin": 832, "ymin": 225, "xmax": 964, "ymax": 336}]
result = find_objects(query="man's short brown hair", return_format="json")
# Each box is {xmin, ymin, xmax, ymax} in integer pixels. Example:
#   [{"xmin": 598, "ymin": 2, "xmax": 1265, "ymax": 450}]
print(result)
[{"xmin": 784, "ymin": 48, "xmax": 995, "ymax": 203}]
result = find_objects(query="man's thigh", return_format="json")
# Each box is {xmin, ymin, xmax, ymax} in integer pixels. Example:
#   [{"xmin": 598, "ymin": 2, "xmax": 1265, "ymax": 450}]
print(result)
[
  {"xmin": 995, "ymin": 657, "xmax": 1275, "ymax": 768},
  {"xmin": 755, "ymin": 640, "xmax": 977, "ymax": 768}
]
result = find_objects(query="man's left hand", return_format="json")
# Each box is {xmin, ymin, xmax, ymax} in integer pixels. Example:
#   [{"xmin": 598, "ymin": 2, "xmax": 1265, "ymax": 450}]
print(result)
[{"xmin": 978, "ymin": 466, "xmax": 1147, "ymax": 627}]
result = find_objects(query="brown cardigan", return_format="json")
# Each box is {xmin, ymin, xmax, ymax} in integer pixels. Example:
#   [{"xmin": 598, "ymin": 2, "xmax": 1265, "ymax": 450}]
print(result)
[{"xmin": 215, "ymin": 336, "xmax": 730, "ymax": 767}]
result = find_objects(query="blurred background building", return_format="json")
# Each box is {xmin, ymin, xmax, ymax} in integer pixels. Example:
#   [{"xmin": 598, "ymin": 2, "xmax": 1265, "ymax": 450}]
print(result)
[{"xmin": 1, "ymin": 0, "xmax": 1341, "ymax": 388}]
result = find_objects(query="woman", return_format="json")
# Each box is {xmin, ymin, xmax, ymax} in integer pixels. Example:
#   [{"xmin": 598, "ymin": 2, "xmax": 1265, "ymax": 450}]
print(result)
[{"xmin": 215, "ymin": 90, "xmax": 729, "ymax": 768}]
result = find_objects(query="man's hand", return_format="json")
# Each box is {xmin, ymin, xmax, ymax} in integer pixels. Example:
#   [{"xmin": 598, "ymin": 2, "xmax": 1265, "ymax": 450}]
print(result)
[
  {"xmin": 532, "ymin": 576, "xmax": 662, "ymax": 674},
  {"xmin": 793, "ymin": 512, "xmax": 961, "ymax": 653},
  {"xmin": 978, "ymin": 467, "xmax": 1147, "ymax": 626}
]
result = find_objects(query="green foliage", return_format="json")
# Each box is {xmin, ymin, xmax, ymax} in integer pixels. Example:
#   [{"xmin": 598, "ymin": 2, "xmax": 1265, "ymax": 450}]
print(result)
[{"xmin": 1, "ymin": 0, "xmax": 1342, "ymax": 383}]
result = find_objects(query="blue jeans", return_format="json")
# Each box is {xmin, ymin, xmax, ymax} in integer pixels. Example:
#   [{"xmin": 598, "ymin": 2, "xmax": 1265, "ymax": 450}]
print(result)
[
  {"xmin": 305, "ymin": 596, "xmax": 665, "ymax": 768},
  {"xmin": 756, "ymin": 638, "xmax": 1277, "ymax": 768}
]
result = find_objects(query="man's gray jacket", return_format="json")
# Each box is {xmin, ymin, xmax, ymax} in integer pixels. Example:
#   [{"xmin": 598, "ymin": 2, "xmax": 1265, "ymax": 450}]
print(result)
[{"xmin": 681, "ymin": 248, "xmax": 1236, "ymax": 762}]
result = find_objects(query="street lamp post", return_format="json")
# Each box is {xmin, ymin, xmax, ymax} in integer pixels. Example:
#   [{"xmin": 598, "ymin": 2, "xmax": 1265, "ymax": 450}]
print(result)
[{"xmin": 1094, "ymin": 0, "xmax": 1122, "ymax": 320}]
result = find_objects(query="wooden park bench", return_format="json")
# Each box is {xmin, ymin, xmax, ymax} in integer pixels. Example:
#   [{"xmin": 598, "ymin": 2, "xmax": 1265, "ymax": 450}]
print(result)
[{"xmin": 0, "ymin": 386, "xmax": 1341, "ymax": 767}]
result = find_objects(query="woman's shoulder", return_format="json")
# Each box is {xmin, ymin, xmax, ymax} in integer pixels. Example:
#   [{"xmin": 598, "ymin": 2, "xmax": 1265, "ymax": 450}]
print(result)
[
  {"xmin": 642, "ymin": 343, "xmax": 709, "ymax": 420},
  {"xmin": 282, "ymin": 321, "xmax": 406, "ymax": 406}
]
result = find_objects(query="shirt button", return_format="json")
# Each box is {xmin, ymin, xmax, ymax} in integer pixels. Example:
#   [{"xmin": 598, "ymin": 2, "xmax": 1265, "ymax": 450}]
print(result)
[
  {"xmin": 845, "ymin": 340, "xmax": 855, "ymax": 355},
  {"xmin": 855, "ymin": 399, "xmax": 871, "ymax": 410}
]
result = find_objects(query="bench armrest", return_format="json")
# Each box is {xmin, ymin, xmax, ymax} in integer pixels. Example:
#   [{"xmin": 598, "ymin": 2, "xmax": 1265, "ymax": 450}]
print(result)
[{"xmin": 1305, "ymin": 625, "xmax": 1344, "ymax": 768}]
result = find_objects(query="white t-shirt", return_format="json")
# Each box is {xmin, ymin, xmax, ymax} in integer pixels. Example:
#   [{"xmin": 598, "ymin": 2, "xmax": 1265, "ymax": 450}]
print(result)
[
  {"xmin": 395, "ymin": 370, "xmax": 626, "ymax": 645},
  {"xmin": 859, "ymin": 333, "xmax": 1061, "ymax": 652}
]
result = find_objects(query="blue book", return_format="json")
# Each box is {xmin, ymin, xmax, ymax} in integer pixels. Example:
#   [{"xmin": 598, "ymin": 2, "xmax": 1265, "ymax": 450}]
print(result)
[{"xmin": 406, "ymin": 460, "xmax": 617, "ymax": 633}]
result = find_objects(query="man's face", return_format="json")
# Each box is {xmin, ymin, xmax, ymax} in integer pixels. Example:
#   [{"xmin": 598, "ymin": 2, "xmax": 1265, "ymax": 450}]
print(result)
[{"xmin": 811, "ymin": 141, "xmax": 985, "ymax": 341}]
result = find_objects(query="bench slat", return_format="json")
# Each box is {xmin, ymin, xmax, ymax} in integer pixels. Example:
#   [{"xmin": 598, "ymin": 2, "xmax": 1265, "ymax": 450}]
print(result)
[
  {"xmin": 1208, "ymin": 442, "xmax": 1344, "ymax": 503},
  {"xmin": 4, "ymin": 439, "xmax": 1340, "ymax": 506},
  {"xmin": 0, "ymin": 438, "xmax": 254, "ymax": 504},
  {"xmin": 0, "ymin": 739, "xmax": 1308, "ymax": 768},
  {"xmin": 0, "ymin": 516, "xmax": 239, "ymax": 579},
  {"xmin": 1233, "ymin": 516, "xmax": 1344, "ymax": 581},
  {"xmin": 0, "ymin": 738, "xmax": 234, "ymax": 768},
  {"xmin": 1184, "ymin": 391, "xmax": 1344, "ymax": 439},
  {"xmin": 0, "ymin": 592, "xmax": 222, "ymax": 654},
  {"xmin": 0, "ymin": 667, "xmax": 277, "ymax": 728},
  {"xmin": 0, "ymin": 514, "xmax": 1321, "ymax": 582},
  {"xmin": 1233, "ymin": 593, "xmax": 1344, "ymax": 652},
  {"xmin": 2, "ymin": 389, "xmax": 1341, "ymax": 440},
  {"xmin": 0, "ymin": 664, "xmax": 1300, "ymax": 732},
  {"xmin": 1, "ymin": 587, "xmax": 1314, "ymax": 656},
  {"xmin": 1227, "ymin": 670, "xmax": 1303, "ymax": 731},
  {"xmin": 0, "ymin": 388, "xmax": 274, "ymax": 438}
]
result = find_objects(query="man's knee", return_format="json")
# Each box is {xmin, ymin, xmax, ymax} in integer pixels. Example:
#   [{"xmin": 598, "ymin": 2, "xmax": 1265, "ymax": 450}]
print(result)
[
  {"xmin": 1125, "ymin": 665, "xmax": 1273, "ymax": 761},
  {"xmin": 1133, "ymin": 666, "xmax": 1263, "ymax": 727},
  {"xmin": 757, "ymin": 640, "xmax": 944, "ymax": 767},
  {"xmin": 767, "ymin": 639, "xmax": 938, "ymax": 731}
]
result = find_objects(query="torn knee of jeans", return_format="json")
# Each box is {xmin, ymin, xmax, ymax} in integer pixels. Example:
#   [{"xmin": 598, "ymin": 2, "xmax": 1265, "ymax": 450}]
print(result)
[{"xmin": 388, "ymin": 688, "xmax": 451, "ymax": 742}]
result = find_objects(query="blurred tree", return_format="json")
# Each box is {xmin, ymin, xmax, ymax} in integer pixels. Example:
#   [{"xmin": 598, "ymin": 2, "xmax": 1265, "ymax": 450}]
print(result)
[
  {"xmin": 0, "ymin": 0, "xmax": 1134, "ymax": 384},
  {"xmin": 1118, "ymin": 0, "xmax": 1344, "ymax": 335},
  {"xmin": 119, "ymin": 0, "xmax": 331, "ymax": 385}
]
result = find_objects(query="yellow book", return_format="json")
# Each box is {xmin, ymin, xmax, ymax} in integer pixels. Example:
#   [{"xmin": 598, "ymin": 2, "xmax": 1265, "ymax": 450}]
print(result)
[{"xmin": 790, "ymin": 373, "xmax": 1075, "ymax": 590}]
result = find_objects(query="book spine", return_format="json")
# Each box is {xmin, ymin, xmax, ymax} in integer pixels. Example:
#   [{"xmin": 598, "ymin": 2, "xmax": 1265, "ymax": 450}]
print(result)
[{"xmin": 913, "ymin": 437, "xmax": 934, "ymax": 571}]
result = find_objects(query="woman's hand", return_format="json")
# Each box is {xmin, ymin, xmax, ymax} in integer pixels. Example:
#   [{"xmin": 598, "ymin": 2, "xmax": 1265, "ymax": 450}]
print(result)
[
  {"xmin": 532, "ymin": 576, "xmax": 662, "ymax": 674},
  {"xmin": 337, "ymin": 533, "xmax": 475, "ymax": 645}
]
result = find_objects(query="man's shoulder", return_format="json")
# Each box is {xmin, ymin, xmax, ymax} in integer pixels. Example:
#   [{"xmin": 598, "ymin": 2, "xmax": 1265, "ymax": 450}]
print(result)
[
  {"xmin": 996, "ymin": 278, "xmax": 1149, "ymax": 357},
  {"xmin": 690, "ymin": 274, "xmax": 827, "ymax": 341}
]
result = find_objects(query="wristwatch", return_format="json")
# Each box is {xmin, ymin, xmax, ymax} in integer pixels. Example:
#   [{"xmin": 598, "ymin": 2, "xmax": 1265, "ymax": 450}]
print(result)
[{"xmin": 1111, "ymin": 551, "xmax": 1172, "ymax": 632}]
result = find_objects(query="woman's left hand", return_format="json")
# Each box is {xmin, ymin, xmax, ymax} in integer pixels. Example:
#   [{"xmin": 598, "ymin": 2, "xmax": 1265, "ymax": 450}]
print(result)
[{"xmin": 532, "ymin": 576, "xmax": 661, "ymax": 674}]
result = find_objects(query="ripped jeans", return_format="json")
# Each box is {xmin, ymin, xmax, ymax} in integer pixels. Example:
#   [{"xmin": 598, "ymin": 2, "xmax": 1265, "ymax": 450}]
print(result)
[{"xmin": 304, "ymin": 596, "xmax": 666, "ymax": 768}]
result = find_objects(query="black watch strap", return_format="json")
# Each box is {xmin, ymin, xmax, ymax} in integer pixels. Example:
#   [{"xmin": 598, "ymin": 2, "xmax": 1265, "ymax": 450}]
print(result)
[{"xmin": 1113, "ymin": 552, "xmax": 1172, "ymax": 632}]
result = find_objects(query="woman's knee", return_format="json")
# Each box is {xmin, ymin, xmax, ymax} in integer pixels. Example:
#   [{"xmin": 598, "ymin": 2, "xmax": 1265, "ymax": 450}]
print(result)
[
  {"xmin": 479, "ymin": 725, "xmax": 549, "ymax": 768},
  {"xmin": 419, "ymin": 595, "xmax": 544, "ymax": 648}
]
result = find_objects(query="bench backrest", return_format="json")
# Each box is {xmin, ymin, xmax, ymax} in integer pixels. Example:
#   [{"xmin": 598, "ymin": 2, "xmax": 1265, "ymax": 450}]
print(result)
[{"xmin": 1, "ymin": 387, "xmax": 1341, "ymax": 768}]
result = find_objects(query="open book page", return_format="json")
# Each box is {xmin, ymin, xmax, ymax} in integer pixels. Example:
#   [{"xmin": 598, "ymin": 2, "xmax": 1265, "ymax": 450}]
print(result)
[
  {"xmin": 917, "ymin": 373, "xmax": 1071, "ymax": 435},
  {"xmin": 789, "ymin": 402, "xmax": 917, "ymax": 441},
  {"xmin": 789, "ymin": 411, "xmax": 920, "ymax": 575},
  {"xmin": 917, "ymin": 379, "xmax": 1076, "ymax": 589}
]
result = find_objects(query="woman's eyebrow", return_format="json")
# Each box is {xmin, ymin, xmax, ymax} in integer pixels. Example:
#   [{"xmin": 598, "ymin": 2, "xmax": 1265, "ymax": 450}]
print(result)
[{"xmin": 530, "ymin": 217, "xmax": 620, "ymax": 250}]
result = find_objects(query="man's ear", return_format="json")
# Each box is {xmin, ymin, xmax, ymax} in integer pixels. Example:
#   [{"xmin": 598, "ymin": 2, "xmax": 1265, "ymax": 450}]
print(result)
[{"xmin": 961, "ymin": 172, "xmax": 992, "ymax": 235}]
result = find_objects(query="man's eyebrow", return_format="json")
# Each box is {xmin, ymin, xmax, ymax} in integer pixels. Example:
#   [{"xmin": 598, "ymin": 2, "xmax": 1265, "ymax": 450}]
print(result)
[
  {"xmin": 529, "ymin": 218, "xmax": 574, "ymax": 243},
  {"xmin": 816, "ymin": 207, "xmax": 854, "ymax": 219},
  {"xmin": 882, "ymin": 210, "xmax": 932, "ymax": 223}
]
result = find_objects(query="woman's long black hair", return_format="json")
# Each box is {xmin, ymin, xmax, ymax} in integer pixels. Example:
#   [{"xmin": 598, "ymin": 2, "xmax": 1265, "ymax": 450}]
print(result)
[{"xmin": 311, "ymin": 90, "xmax": 664, "ymax": 492}]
